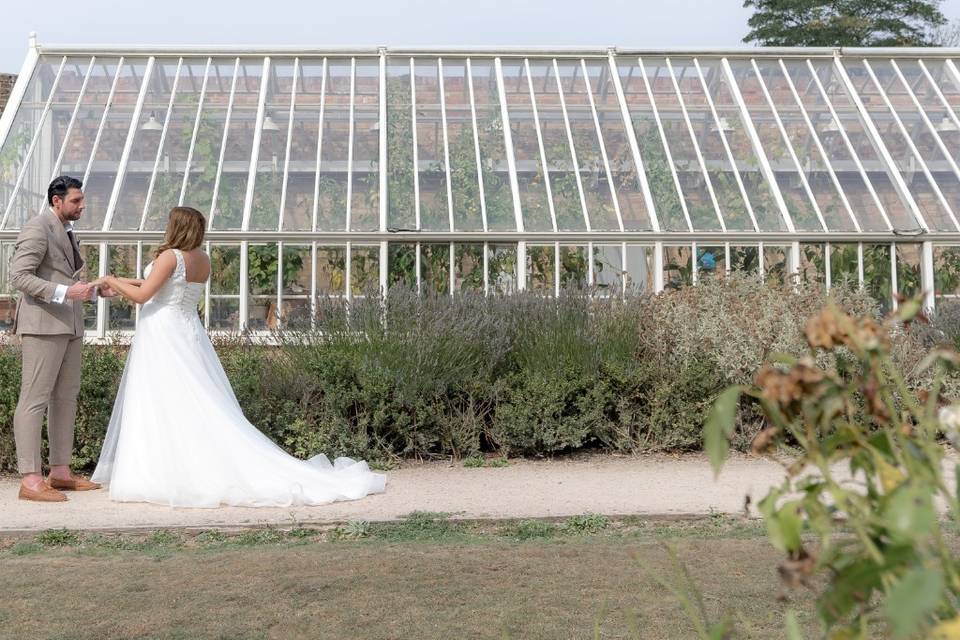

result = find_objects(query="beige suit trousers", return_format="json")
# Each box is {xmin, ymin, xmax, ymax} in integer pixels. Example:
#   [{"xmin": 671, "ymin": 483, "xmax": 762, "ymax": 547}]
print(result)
[{"xmin": 14, "ymin": 334, "xmax": 82, "ymax": 474}]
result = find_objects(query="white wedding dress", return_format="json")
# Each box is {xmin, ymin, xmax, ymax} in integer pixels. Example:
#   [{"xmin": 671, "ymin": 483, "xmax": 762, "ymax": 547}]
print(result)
[{"xmin": 91, "ymin": 249, "xmax": 386, "ymax": 508}]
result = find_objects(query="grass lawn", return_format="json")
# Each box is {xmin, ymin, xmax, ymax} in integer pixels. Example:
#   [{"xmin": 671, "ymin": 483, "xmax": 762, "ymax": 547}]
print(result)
[{"xmin": 0, "ymin": 514, "xmax": 821, "ymax": 639}]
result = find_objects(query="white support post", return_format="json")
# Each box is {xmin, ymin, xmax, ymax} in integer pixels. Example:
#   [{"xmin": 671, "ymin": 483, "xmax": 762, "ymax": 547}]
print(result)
[
  {"xmin": 857, "ymin": 242, "xmax": 865, "ymax": 288},
  {"xmin": 239, "ymin": 240, "xmax": 249, "ymax": 331},
  {"xmin": 517, "ymin": 240, "xmax": 527, "ymax": 290},
  {"xmin": 654, "ymin": 240, "xmax": 664, "ymax": 293},
  {"xmin": 922, "ymin": 241, "xmax": 935, "ymax": 312},
  {"xmin": 310, "ymin": 241, "xmax": 317, "ymax": 331},
  {"xmin": 380, "ymin": 241, "xmax": 389, "ymax": 295},
  {"xmin": 825, "ymin": 241, "xmax": 832, "ymax": 292},
  {"xmin": 790, "ymin": 240, "xmax": 801, "ymax": 284},
  {"xmin": 276, "ymin": 241, "xmax": 284, "ymax": 326},
  {"xmin": 96, "ymin": 241, "xmax": 107, "ymax": 338},
  {"xmin": 889, "ymin": 242, "xmax": 898, "ymax": 310},
  {"xmin": 203, "ymin": 241, "xmax": 211, "ymax": 329}
]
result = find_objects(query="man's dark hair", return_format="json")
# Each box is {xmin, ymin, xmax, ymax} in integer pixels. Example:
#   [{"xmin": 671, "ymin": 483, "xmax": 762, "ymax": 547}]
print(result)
[{"xmin": 47, "ymin": 175, "xmax": 83, "ymax": 206}]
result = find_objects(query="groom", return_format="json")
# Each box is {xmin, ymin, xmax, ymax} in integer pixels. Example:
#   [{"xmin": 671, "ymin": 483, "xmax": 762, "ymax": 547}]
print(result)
[{"xmin": 10, "ymin": 175, "xmax": 113, "ymax": 502}]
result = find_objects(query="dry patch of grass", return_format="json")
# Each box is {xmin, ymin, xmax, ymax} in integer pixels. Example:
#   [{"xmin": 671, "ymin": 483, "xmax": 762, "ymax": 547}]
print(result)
[{"xmin": 0, "ymin": 515, "xmax": 817, "ymax": 639}]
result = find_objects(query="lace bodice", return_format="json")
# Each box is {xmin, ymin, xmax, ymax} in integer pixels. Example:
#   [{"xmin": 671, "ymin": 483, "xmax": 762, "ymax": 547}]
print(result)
[{"xmin": 143, "ymin": 249, "xmax": 205, "ymax": 313}]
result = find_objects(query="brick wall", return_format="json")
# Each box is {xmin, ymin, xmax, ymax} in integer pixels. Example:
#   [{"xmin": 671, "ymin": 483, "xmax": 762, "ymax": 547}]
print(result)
[{"xmin": 0, "ymin": 74, "xmax": 17, "ymax": 117}]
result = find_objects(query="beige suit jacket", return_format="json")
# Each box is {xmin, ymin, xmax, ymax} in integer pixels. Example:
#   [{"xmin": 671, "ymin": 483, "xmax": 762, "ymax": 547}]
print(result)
[{"xmin": 10, "ymin": 210, "xmax": 86, "ymax": 337}]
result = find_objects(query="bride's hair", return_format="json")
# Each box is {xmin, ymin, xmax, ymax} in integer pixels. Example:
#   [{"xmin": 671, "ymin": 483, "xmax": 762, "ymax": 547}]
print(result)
[{"xmin": 156, "ymin": 207, "xmax": 206, "ymax": 258}]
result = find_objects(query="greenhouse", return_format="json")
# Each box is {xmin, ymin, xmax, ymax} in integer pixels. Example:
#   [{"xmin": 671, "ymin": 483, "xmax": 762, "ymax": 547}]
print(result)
[{"xmin": 2, "ymin": 37, "xmax": 960, "ymax": 337}]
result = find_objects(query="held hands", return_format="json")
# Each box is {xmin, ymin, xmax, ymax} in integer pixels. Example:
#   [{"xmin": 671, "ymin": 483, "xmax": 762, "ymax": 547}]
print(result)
[
  {"xmin": 90, "ymin": 276, "xmax": 118, "ymax": 298},
  {"xmin": 65, "ymin": 281, "xmax": 93, "ymax": 301}
]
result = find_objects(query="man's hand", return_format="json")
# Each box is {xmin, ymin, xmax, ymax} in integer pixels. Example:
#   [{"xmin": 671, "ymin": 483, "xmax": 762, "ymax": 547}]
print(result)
[
  {"xmin": 98, "ymin": 283, "xmax": 117, "ymax": 298},
  {"xmin": 64, "ymin": 281, "xmax": 92, "ymax": 301}
]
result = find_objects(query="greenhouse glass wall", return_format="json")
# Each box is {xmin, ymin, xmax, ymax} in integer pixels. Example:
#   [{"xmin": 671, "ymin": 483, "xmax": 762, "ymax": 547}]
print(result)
[{"xmin": 2, "ymin": 39, "xmax": 960, "ymax": 337}]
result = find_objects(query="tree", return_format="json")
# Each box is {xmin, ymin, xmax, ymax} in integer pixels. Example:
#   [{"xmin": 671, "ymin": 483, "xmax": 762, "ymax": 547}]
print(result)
[{"xmin": 742, "ymin": 0, "xmax": 947, "ymax": 47}]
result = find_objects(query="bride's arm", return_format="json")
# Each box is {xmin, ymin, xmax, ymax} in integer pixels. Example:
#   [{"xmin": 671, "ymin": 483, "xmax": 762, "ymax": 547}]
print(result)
[
  {"xmin": 98, "ymin": 250, "xmax": 177, "ymax": 305},
  {"xmin": 112, "ymin": 276, "xmax": 145, "ymax": 286}
]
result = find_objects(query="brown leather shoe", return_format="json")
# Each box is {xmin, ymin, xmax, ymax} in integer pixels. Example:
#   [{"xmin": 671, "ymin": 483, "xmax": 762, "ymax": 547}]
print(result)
[
  {"xmin": 48, "ymin": 476, "xmax": 101, "ymax": 491},
  {"xmin": 18, "ymin": 481, "xmax": 67, "ymax": 502}
]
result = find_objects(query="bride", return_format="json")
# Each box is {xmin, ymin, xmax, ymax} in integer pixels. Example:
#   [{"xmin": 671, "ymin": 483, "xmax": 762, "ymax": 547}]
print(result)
[{"xmin": 90, "ymin": 206, "xmax": 385, "ymax": 508}]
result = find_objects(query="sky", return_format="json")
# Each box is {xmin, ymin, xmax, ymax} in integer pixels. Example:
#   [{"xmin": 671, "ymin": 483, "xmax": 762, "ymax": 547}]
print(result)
[{"xmin": 2, "ymin": 0, "xmax": 960, "ymax": 73}]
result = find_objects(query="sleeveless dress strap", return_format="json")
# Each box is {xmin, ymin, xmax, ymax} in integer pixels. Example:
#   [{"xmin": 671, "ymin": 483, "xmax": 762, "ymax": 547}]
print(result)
[{"xmin": 171, "ymin": 248, "xmax": 185, "ymax": 278}]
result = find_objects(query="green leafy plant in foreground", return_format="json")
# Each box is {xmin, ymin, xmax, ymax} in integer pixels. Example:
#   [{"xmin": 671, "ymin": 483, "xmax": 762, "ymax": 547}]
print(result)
[{"xmin": 707, "ymin": 297, "xmax": 960, "ymax": 639}]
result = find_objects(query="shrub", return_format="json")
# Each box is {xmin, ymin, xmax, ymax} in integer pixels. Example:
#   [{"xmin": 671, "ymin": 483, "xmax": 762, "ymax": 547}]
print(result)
[{"xmin": 0, "ymin": 277, "xmax": 902, "ymax": 471}]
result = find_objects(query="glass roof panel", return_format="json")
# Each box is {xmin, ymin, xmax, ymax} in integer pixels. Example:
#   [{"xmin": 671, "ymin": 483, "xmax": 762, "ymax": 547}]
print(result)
[
  {"xmin": 143, "ymin": 57, "xmax": 212, "ymax": 231},
  {"xmin": 751, "ymin": 59, "xmax": 856, "ymax": 232},
  {"xmin": 280, "ymin": 58, "xmax": 324, "ymax": 232},
  {"xmin": 670, "ymin": 57, "xmax": 753, "ymax": 231},
  {"xmin": 844, "ymin": 58, "xmax": 957, "ymax": 232},
  {"xmin": 783, "ymin": 60, "xmax": 893, "ymax": 232},
  {"xmin": 615, "ymin": 57, "xmax": 687, "ymax": 232},
  {"xmin": 527, "ymin": 59, "xmax": 586, "ymax": 231},
  {"xmin": 643, "ymin": 57, "xmax": 721, "ymax": 231},
  {"xmin": 501, "ymin": 58, "xmax": 553, "ymax": 232},
  {"xmin": 181, "ymin": 58, "xmax": 238, "ymax": 226},
  {"xmin": 3, "ymin": 56, "xmax": 85, "ymax": 230},
  {"xmin": 469, "ymin": 59, "xmax": 514, "ymax": 232},
  {"xmin": 386, "ymin": 57, "xmax": 416, "ymax": 231},
  {"xmin": 350, "ymin": 58, "xmax": 379, "ymax": 232},
  {"xmin": 443, "ymin": 58, "xmax": 484, "ymax": 232},
  {"xmin": 589, "ymin": 59, "xmax": 654, "ymax": 231},
  {"xmin": 556, "ymin": 59, "xmax": 620, "ymax": 231},
  {"xmin": 317, "ymin": 59, "xmax": 351, "ymax": 231},
  {"xmin": 413, "ymin": 58, "xmax": 449, "ymax": 231},
  {"xmin": 76, "ymin": 58, "xmax": 148, "ymax": 231},
  {"xmin": 110, "ymin": 58, "xmax": 180, "ymax": 230},
  {"xmin": 700, "ymin": 58, "xmax": 786, "ymax": 232}
]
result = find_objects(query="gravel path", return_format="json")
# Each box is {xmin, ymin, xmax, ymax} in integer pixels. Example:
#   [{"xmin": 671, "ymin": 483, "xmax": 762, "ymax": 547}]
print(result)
[{"xmin": 0, "ymin": 453, "xmax": 801, "ymax": 533}]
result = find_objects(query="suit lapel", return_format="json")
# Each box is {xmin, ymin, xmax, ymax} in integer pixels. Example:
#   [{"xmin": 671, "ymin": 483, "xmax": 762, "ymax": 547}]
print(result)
[{"xmin": 45, "ymin": 210, "xmax": 80, "ymax": 271}]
